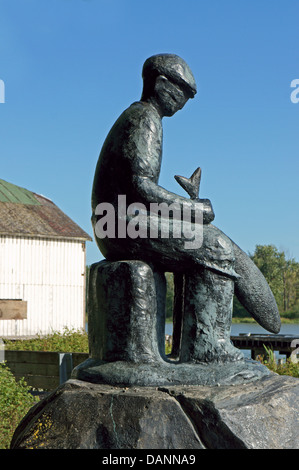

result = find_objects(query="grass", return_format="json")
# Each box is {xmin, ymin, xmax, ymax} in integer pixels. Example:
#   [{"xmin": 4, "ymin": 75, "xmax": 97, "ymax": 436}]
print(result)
[
  {"xmin": 232, "ymin": 317, "xmax": 257, "ymax": 323},
  {"xmin": 257, "ymin": 345, "xmax": 299, "ymax": 378},
  {"xmin": 278, "ymin": 317, "xmax": 299, "ymax": 324}
]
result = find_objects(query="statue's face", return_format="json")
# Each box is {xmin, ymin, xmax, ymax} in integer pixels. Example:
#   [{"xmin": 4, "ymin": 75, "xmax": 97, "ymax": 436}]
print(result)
[{"xmin": 154, "ymin": 75, "xmax": 190, "ymax": 117}]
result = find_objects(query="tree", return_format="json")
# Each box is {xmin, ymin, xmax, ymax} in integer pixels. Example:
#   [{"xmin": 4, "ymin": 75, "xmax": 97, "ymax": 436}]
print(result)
[
  {"xmin": 250, "ymin": 245, "xmax": 299, "ymax": 315},
  {"xmin": 165, "ymin": 272, "xmax": 174, "ymax": 321},
  {"xmin": 281, "ymin": 259, "xmax": 299, "ymax": 312}
]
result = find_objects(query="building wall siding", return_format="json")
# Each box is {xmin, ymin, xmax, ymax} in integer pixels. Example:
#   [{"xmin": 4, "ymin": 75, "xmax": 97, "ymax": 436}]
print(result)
[{"xmin": 0, "ymin": 235, "xmax": 86, "ymax": 338}]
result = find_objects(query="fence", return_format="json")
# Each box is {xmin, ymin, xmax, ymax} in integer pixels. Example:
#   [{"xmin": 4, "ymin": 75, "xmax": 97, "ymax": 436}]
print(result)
[{"xmin": 3, "ymin": 350, "xmax": 89, "ymax": 390}]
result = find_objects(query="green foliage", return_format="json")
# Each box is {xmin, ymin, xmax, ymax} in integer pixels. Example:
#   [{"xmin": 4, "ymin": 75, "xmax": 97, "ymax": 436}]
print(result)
[
  {"xmin": 233, "ymin": 244, "xmax": 299, "ymax": 319},
  {"xmin": 1, "ymin": 328, "xmax": 88, "ymax": 448},
  {"xmin": 165, "ymin": 272, "xmax": 174, "ymax": 321},
  {"xmin": 251, "ymin": 245, "xmax": 299, "ymax": 315},
  {"xmin": 4, "ymin": 327, "xmax": 89, "ymax": 353},
  {"xmin": 0, "ymin": 362, "xmax": 36, "ymax": 449},
  {"xmin": 232, "ymin": 296, "xmax": 249, "ymax": 319},
  {"xmin": 258, "ymin": 346, "xmax": 299, "ymax": 378}
]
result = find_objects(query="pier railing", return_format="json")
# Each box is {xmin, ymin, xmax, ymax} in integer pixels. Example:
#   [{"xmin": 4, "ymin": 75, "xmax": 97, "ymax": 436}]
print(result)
[{"xmin": 230, "ymin": 334, "xmax": 299, "ymax": 362}]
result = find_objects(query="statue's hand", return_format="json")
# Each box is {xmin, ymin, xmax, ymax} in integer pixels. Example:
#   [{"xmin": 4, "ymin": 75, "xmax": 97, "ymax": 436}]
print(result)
[{"xmin": 194, "ymin": 198, "xmax": 215, "ymax": 224}]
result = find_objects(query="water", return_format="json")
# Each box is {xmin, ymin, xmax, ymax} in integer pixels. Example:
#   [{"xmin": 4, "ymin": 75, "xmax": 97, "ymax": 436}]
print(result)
[
  {"xmin": 87, "ymin": 321, "xmax": 299, "ymax": 337},
  {"xmin": 165, "ymin": 322, "xmax": 299, "ymax": 337},
  {"xmin": 165, "ymin": 322, "xmax": 299, "ymax": 360},
  {"xmin": 86, "ymin": 322, "xmax": 299, "ymax": 359},
  {"xmin": 231, "ymin": 322, "xmax": 299, "ymax": 337}
]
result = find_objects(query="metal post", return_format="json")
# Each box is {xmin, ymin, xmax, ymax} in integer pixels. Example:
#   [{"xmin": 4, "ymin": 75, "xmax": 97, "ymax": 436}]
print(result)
[
  {"xmin": 59, "ymin": 353, "xmax": 73, "ymax": 384},
  {"xmin": 0, "ymin": 339, "xmax": 5, "ymax": 363}
]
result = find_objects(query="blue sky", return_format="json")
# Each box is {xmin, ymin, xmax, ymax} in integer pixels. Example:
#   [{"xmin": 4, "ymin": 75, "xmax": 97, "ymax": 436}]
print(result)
[{"xmin": 1, "ymin": 0, "xmax": 298, "ymax": 265}]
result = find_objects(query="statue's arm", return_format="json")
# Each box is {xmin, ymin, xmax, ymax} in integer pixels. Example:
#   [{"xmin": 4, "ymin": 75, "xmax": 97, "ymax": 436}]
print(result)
[
  {"xmin": 132, "ymin": 175, "xmax": 215, "ymax": 224},
  {"xmin": 124, "ymin": 104, "xmax": 214, "ymax": 224}
]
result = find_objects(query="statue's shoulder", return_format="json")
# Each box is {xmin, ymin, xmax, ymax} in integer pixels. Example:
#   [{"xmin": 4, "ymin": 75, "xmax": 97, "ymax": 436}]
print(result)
[
  {"xmin": 118, "ymin": 101, "xmax": 161, "ymax": 130},
  {"xmin": 104, "ymin": 101, "xmax": 161, "ymax": 155}
]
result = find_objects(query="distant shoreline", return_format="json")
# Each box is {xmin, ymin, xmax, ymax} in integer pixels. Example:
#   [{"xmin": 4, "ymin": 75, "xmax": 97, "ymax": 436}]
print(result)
[
  {"xmin": 232, "ymin": 316, "xmax": 299, "ymax": 324},
  {"xmin": 165, "ymin": 317, "xmax": 299, "ymax": 324}
]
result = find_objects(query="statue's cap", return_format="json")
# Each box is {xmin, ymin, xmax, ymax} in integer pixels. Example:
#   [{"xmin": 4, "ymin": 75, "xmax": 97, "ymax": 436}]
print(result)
[{"xmin": 142, "ymin": 53, "xmax": 197, "ymax": 98}]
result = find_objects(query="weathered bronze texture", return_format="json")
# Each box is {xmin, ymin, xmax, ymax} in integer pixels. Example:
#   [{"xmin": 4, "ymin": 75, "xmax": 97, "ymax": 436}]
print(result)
[{"xmin": 73, "ymin": 54, "xmax": 281, "ymax": 386}]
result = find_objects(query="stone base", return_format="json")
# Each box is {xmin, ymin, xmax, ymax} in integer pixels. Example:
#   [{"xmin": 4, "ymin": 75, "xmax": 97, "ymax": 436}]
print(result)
[
  {"xmin": 11, "ymin": 375, "xmax": 299, "ymax": 449},
  {"xmin": 71, "ymin": 357, "xmax": 273, "ymax": 387}
]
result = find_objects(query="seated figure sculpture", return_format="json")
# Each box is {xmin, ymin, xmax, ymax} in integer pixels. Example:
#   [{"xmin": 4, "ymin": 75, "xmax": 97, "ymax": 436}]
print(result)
[{"xmin": 73, "ymin": 54, "xmax": 281, "ymax": 386}]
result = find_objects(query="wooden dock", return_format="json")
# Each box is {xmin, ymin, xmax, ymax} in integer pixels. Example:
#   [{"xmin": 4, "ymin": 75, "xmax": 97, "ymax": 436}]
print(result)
[{"xmin": 230, "ymin": 334, "xmax": 299, "ymax": 362}]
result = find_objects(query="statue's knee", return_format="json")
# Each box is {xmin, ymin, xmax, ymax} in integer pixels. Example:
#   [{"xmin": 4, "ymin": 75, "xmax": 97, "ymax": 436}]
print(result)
[{"xmin": 204, "ymin": 228, "xmax": 234, "ymax": 262}]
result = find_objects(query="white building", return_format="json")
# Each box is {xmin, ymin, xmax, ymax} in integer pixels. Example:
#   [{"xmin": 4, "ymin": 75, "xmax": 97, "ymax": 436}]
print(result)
[{"xmin": 0, "ymin": 179, "xmax": 92, "ymax": 339}]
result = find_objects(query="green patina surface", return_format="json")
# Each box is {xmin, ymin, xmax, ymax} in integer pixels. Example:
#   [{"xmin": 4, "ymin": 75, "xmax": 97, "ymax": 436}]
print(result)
[{"xmin": 0, "ymin": 179, "xmax": 41, "ymax": 205}]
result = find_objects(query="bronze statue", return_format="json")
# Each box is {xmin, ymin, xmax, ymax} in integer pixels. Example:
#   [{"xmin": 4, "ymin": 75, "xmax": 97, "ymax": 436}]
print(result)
[{"xmin": 73, "ymin": 54, "xmax": 280, "ymax": 386}]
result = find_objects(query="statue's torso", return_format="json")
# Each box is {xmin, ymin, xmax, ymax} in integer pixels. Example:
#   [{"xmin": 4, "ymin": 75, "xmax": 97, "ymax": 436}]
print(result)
[{"xmin": 92, "ymin": 101, "xmax": 162, "ymax": 213}]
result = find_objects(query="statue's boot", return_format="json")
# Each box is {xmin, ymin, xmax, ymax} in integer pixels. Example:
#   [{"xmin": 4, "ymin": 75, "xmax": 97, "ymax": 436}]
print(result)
[
  {"xmin": 179, "ymin": 268, "xmax": 243, "ymax": 363},
  {"xmin": 87, "ymin": 260, "xmax": 167, "ymax": 365}
]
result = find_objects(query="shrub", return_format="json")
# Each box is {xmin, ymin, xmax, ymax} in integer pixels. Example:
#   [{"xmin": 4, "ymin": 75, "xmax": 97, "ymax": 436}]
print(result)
[
  {"xmin": 0, "ymin": 362, "xmax": 36, "ymax": 449},
  {"xmin": 4, "ymin": 327, "xmax": 89, "ymax": 353}
]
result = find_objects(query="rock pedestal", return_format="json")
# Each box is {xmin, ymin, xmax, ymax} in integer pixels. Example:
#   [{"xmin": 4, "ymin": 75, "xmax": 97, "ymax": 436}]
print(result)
[
  {"xmin": 11, "ymin": 375, "xmax": 299, "ymax": 449},
  {"xmin": 11, "ymin": 258, "xmax": 298, "ymax": 450}
]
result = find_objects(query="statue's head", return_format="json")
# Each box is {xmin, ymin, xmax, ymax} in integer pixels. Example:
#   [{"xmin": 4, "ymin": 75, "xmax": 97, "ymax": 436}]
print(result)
[{"xmin": 141, "ymin": 54, "xmax": 197, "ymax": 116}]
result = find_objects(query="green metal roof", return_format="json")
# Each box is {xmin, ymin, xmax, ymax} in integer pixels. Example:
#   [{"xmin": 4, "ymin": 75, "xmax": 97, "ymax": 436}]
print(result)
[
  {"xmin": 0, "ymin": 179, "xmax": 41, "ymax": 205},
  {"xmin": 0, "ymin": 179, "xmax": 92, "ymax": 240}
]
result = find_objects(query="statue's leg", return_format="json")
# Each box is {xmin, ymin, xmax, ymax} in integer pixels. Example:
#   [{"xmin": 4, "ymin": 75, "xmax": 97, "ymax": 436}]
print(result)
[
  {"xmin": 88, "ymin": 260, "xmax": 167, "ymax": 364},
  {"xmin": 180, "ymin": 268, "xmax": 243, "ymax": 363},
  {"xmin": 171, "ymin": 273, "xmax": 185, "ymax": 359},
  {"xmin": 99, "ymin": 221, "xmax": 244, "ymax": 364}
]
